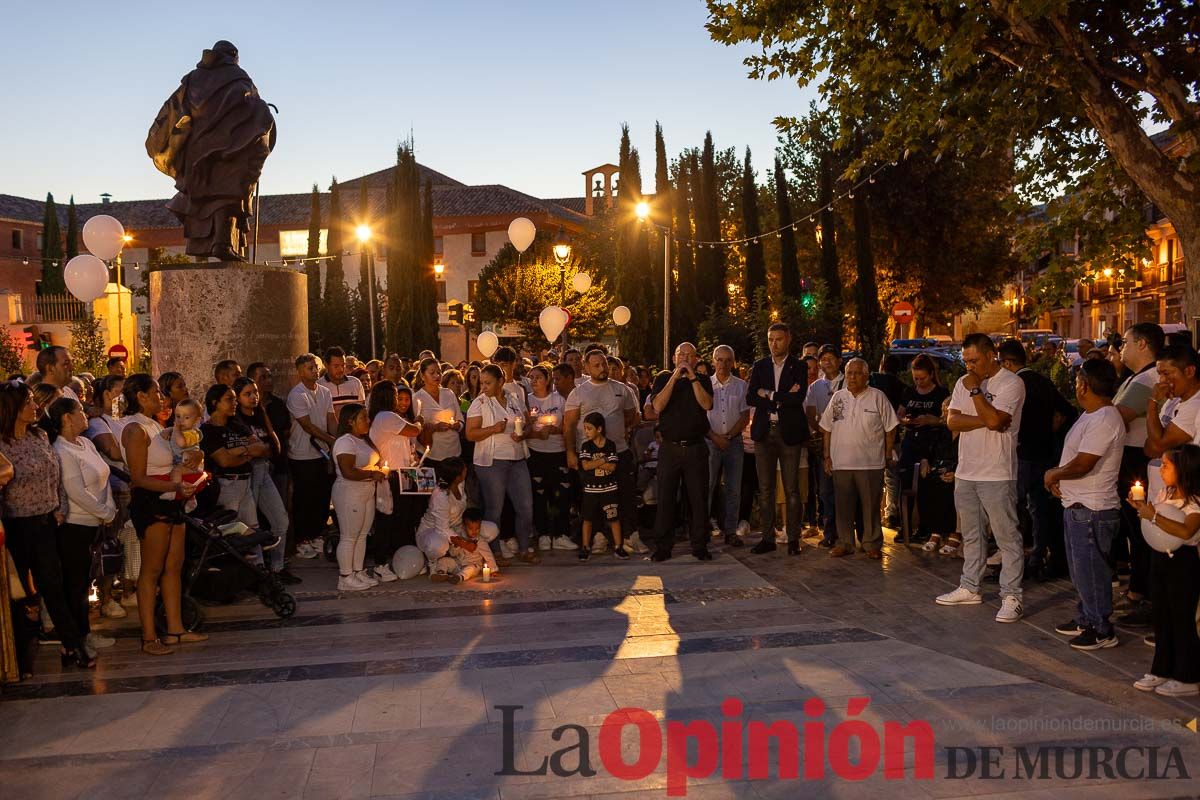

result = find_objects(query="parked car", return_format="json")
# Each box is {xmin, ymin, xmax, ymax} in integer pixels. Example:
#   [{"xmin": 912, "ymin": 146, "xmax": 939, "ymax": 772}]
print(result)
[{"xmin": 890, "ymin": 338, "xmax": 940, "ymax": 349}]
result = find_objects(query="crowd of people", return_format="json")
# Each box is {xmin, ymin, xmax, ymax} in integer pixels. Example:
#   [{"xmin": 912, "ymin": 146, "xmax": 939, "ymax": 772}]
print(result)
[{"xmin": 0, "ymin": 322, "xmax": 1197, "ymax": 701}]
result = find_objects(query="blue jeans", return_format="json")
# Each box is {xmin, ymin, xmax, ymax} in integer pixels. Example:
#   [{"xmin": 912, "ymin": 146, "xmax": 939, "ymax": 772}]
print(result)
[
  {"xmin": 252, "ymin": 460, "xmax": 289, "ymax": 571},
  {"xmin": 1063, "ymin": 506, "xmax": 1119, "ymax": 636},
  {"xmin": 707, "ymin": 437, "xmax": 744, "ymax": 537},
  {"xmin": 476, "ymin": 458, "xmax": 534, "ymax": 551},
  {"xmin": 955, "ymin": 478, "xmax": 1023, "ymax": 599}
]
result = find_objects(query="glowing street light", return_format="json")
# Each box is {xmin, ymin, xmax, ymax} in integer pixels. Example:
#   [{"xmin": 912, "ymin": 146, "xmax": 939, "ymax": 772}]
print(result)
[
  {"xmin": 635, "ymin": 200, "xmax": 650, "ymax": 221},
  {"xmin": 553, "ymin": 227, "xmax": 572, "ymax": 265},
  {"xmin": 355, "ymin": 224, "xmax": 372, "ymax": 243},
  {"xmin": 434, "ymin": 262, "xmax": 445, "ymax": 276}
]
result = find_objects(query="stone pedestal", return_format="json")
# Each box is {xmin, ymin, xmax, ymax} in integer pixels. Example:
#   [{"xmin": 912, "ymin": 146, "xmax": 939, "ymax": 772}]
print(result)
[{"xmin": 150, "ymin": 262, "xmax": 307, "ymax": 398}]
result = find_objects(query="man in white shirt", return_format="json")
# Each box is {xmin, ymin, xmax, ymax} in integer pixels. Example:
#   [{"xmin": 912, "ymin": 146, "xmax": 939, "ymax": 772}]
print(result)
[
  {"xmin": 318, "ymin": 346, "xmax": 366, "ymax": 419},
  {"xmin": 806, "ymin": 345, "xmax": 844, "ymax": 546},
  {"xmin": 565, "ymin": 351, "xmax": 641, "ymax": 548},
  {"xmin": 707, "ymin": 346, "xmax": 751, "ymax": 547},
  {"xmin": 819, "ymin": 358, "xmax": 898, "ymax": 558},
  {"xmin": 936, "ymin": 333, "xmax": 1027, "ymax": 622},
  {"xmin": 288, "ymin": 353, "xmax": 337, "ymax": 559},
  {"xmin": 36, "ymin": 346, "xmax": 78, "ymax": 401},
  {"xmin": 1113, "ymin": 323, "xmax": 1164, "ymax": 628},
  {"xmin": 1043, "ymin": 359, "xmax": 1125, "ymax": 651}
]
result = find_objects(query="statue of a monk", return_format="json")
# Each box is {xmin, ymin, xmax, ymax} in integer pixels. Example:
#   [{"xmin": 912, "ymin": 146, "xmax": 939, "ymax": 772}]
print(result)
[{"xmin": 146, "ymin": 41, "xmax": 276, "ymax": 262}]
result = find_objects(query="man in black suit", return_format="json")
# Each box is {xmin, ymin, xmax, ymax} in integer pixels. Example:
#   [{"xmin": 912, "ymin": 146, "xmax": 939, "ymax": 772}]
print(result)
[{"xmin": 747, "ymin": 322, "xmax": 811, "ymax": 555}]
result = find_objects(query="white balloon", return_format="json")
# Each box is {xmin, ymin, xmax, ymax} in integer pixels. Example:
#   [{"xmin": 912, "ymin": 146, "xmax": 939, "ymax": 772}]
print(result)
[
  {"xmin": 613, "ymin": 305, "xmax": 632, "ymax": 326},
  {"xmin": 390, "ymin": 545, "xmax": 426, "ymax": 580},
  {"xmin": 1142, "ymin": 500, "xmax": 1188, "ymax": 553},
  {"xmin": 539, "ymin": 306, "xmax": 570, "ymax": 343},
  {"xmin": 477, "ymin": 330, "xmax": 500, "ymax": 358},
  {"xmin": 64, "ymin": 255, "xmax": 109, "ymax": 302},
  {"xmin": 82, "ymin": 214, "xmax": 126, "ymax": 261},
  {"xmin": 507, "ymin": 217, "xmax": 536, "ymax": 253},
  {"xmin": 571, "ymin": 272, "xmax": 592, "ymax": 294}
]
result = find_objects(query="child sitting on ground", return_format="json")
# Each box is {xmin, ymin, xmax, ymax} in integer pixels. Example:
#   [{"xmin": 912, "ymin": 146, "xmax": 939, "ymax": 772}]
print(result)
[
  {"xmin": 578, "ymin": 412, "xmax": 628, "ymax": 562},
  {"xmin": 416, "ymin": 457, "xmax": 501, "ymax": 580},
  {"xmin": 432, "ymin": 508, "xmax": 499, "ymax": 584}
]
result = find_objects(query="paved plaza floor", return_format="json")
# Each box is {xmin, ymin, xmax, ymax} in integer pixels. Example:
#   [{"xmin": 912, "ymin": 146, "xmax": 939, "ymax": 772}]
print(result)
[{"xmin": 4, "ymin": 529, "xmax": 1200, "ymax": 799}]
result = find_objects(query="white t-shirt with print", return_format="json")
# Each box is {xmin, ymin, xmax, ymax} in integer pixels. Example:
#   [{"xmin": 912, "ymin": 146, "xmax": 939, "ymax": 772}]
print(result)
[
  {"xmin": 949, "ymin": 367, "xmax": 1025, "ymax": 482},
  {"xmin": 819, "ymin": 386, "xmax": 899, "ymax": 471},
  {"xmin": 527, "ymin": 391, "xmax": 566, "ymax": 454},
  {"xmin": 332, "ymin": 434, "xmax": 380, "ymax": 497},
  {"xmin": 286, "ymin": 382, "xmax": 334, "ymax": 461},
  {"xmin": 467, "ymin": 393, "xmax": 527, "ymax": 464},
  {"xmin": 1166, "ymin": 392, "xmax": 1200, "ymax": 443},
  {"xmin": 1057, "ymin": 405, "xmax": 1125, "ymax": 511}
]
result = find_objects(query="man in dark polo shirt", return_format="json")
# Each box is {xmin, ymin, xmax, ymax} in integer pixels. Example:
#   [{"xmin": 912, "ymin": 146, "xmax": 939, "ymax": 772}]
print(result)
[{"xmin": 649, "ymin": 342, "xmax": 714, "ymax": 561}]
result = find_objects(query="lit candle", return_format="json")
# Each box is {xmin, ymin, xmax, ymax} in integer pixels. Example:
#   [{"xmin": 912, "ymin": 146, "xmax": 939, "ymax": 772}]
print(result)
[
  {"xmin": 481, "ymin": 565, "xmax": 491, "ymax": 583},
  {"xmin": 435, "ymin": 409, "xmax": 455, "ymax": 425},
  {"xmin": 1130, "ymin": 481, "xmax": 1145, "ymax": 502},
  {"xmin": 513, "ymin": 417, "xmax": 525, "ymax": 436},
  {"xmin": 538, "ymin": 414, "xmax": 556, "ymax": 427}
]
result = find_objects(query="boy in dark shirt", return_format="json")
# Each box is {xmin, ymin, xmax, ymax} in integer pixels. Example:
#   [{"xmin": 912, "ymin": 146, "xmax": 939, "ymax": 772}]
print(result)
[{"xmin": 578, "ymin": 412, "xmax": 628, "ymax": 561}]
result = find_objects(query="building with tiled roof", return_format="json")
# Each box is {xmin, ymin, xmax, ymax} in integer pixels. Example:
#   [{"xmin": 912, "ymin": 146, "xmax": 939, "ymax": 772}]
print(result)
[{"xmin": 0, "ymin": 160, "xmax": 606, "ymax": 362}]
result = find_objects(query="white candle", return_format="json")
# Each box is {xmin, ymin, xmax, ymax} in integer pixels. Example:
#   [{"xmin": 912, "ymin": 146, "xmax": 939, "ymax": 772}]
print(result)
[
  {"xmin": 514, "ymin": 417, "xmax": 525, "ymax": 436},
  {"xmin": 538, "ymin": 414, "xmax": 556, "ymax": 427},
  {"xmin": 481, "ymin": 565, "xmax": 491, "ymax": 583},
  {"xmin": 1130, "ymin": 481, "xmax": 1145, "ymax": 502},
  {"xmin": 435, "ymin": 409, "xmax": 455, "ymax": 425}
]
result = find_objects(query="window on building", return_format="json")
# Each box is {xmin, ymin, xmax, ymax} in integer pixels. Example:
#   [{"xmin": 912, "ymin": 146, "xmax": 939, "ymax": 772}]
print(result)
[
  {"xmin": 11, "ymin": 229, "xmax": 21, "ymax": 251},
  {"xmin": 468, "ymin": 280, "xmax": 479, "ymax": 303},
  {"xmin": 279, "ymin": 229, "xmax": 327, "ymax": 257},
  {"xmin": 436, "ymin": 281, "xmax": 447, "ymax": 303},
  {"xmin": 36, "ymin": 232, "xmax": 44, "ymax": 251},
  {"xmin": 434, "ymin": 236, "xmax": 443, "ymax": 255},
  {"xmin": 471, "ymin": 232, "xmax": 486, "ymax": 255}
]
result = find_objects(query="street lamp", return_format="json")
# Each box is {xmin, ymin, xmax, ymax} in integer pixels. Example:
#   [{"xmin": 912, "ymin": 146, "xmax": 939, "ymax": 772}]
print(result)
[
  {"xmin": 554, "ymin": 227, "xmax": 573, "ymax": 303},
  {"xmin": 434, "ymin": 262, "xmax": 445, "ymax": 277},
  {"xmin": 114, "ymin": 232, "xmax": 133, "ymax": 347},
  {"xmin": 634, "ymin": 200, "xmax": 671, "ymax": 366},
  {"xmin": 356, "ymin": 224, "xmax": 377, "ymax": 359}
]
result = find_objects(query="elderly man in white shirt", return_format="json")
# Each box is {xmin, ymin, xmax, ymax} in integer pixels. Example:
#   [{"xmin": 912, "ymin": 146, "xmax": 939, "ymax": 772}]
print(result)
[
  {"xmin": 820, "ymin": 358, "xmax": 898, "ymax": 559},
  {"xmin": 707, "ymin": 345, "xmax": 751, "ymax": 547}
]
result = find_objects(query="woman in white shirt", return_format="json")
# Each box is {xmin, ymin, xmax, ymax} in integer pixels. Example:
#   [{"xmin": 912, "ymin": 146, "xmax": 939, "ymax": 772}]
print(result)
[
  {"xmin": 525, "ymin": 365, "xmax": 571, "ymax": 550},
  {"xmin": 368, "ymin": 381, "xmax": 424, "ymax": 581},
  {"xmin": 332, "ymin": 403, "xmax": 388, "ymax": 591},
  {"xmin": 413, "ymin": 357, "xmax": 463, "ymax": 468},
  {"xmin": 466, "ymin": 365, "xmax": 538, "ymax": 564},
  {"xmin": 85, "ymin": 373, "xmax": 131, "ymax": 620},
  {"xmin": 47, "ymin": 397, "xmax": 117, "ymax": 660}
]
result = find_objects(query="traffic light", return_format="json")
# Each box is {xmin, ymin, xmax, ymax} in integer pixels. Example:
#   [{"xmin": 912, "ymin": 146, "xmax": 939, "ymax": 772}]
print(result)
[
  {"xmin": 448, "ymin": 302, "xmax": 464, "ymax": 325},
  {"xmin": 38, "ymin": 332, "xmax": 51, "ymax": 349},
  {"xmin": 22, "ymin": 325, "xmax": 39, "ymax": 351},
  {"xmin": 463, "ymin": 304, "xmax": 475, "ymax": 324}
]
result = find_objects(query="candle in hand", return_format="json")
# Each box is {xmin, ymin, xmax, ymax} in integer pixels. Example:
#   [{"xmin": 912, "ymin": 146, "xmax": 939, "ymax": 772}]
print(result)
[
  {"xmin": 1130, "ymin": 481, "xmax": 1145, "ymax": 502},
  {"xmin": 435, "ymin": 409, "xmax": 455, "ymax": 425},
  {"xmin": 538, "ymin": 414, "xmax": 556, "ymax": 427}
]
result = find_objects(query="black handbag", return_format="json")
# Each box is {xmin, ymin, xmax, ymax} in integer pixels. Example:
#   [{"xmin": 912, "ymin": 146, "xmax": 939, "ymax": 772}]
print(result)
[{"xmin": 91, "ymin": 529, "xmax": 124, "ymax": 579}]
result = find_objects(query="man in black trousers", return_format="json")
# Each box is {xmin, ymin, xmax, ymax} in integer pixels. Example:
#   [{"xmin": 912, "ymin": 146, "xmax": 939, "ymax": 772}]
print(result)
[
  {"xmin": 747, "ymin": 322, "xmax": 811, "ymax": 555},
  {"xmin": 649, "ymin": 342, "xmax": 715, "ymax": 561}
]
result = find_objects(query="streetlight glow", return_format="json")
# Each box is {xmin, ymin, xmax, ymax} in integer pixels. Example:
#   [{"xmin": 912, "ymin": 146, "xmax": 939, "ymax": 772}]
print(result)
[
  {"xmin": 122, "ymin": 234, "xmax": 133, "ymax": 244},
  {"xmin": 635, "ymin": 200, "xmax": 650, "ymax": 220},
  {"xmin": 553, "ymin": 227, "xmax": 572, "ymax": 265},
  {"xmin": 434, "ymin": 262, "xmax": 445, "ymax": 276},
  {"xmin": 355, "ymin": 224, "xmax": 372, "ymax": 243}
]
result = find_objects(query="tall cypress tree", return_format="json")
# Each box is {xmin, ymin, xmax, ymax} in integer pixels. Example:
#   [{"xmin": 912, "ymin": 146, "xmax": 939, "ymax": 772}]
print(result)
[
  {"xmin": 65, "ymin": 197, "xmax": 79, "ymax": 262},
  {"xmin": 696, "ymin": 132, "xmax": 726, "ymax": 312},
  {"xmin": 386, "ymin": 142, "xmax": 423, "ymax": 356},
  {"xmin": 673, "ymin": 156, "xmax": 701, "ymax": 340},
  {"xmin": 41, "ymin": 193, "xmax": 64, "ymax": 294},
  {"xmin": 416, "ymin": 178, "xmax": 440, "ymax": 353},
  {"xmin": 774, "ymin": 156, "xmax": 801, "ymax": 299},
  {"xmin": 305, "ymin": 184, "xmax": 323, "ymax": 350},
  {"xmin": 322, "ymin": 178, "xmax": 353, "ymax": 348},
  {"xmin": 353, "ymin": 182, "xmax": 377, "ymax": 358},
  {"xmin": 818, "ymin": 152, "xmax": 843, "ymax": 350},
  {"xmin": 741, "ymin": 148, "xmax": 766, "ymax": 299}
]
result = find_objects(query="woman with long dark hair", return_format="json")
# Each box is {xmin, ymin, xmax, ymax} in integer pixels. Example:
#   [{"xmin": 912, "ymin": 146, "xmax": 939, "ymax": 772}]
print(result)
[
  {"xmin": 232, "ymin": 377, "xmax": 294, "ymax": 582},
  {"xmin": 368, "ymin": 381, "xmax": 423, "ymax": 580},
  {"xmin": 332, "ymin": 403, "xmax": 388, "ymax": 591},
  {"xmin": 122, "ymin": 374, "xmax": 207, "ymax": 655},
  {"xmin": 0, "ymin": 382, "xmax": 93, "ymax": 668},
  {"xmin": 46, "ymin": 397, "xmax": 117, "ymax": 658},
  {"xmin": 157, "ymin": 372, "xmax": 189, "ymax": 426},
  {"xmin": 414, "ymin": 357, "xmax": 463, "ymax": 470}
]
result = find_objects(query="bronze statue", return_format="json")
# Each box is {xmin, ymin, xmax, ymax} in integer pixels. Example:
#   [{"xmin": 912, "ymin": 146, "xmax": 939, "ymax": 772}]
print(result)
[{"xmin": 146, "ymin": 41, "xmax": 276, "ymax": 262}]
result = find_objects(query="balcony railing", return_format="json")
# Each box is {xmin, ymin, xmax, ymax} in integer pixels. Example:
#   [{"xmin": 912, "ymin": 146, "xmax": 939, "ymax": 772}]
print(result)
[{"xmin": 11, "ymin": 293, "xmax": 87, "ymax": 323}]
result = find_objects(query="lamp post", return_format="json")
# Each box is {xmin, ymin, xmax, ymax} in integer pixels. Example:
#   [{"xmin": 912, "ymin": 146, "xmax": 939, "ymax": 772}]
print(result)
[
  {"xmin": 553, "ymin": 228, "xmax": 574, "ymax": 349},
  {"xmin": 635, "ymin": 200, "xmax": 670, "ymax": 366},
  {"xmin": 355, "ymin": 224, "xmax": 377, "ymax": 359},
  {"xmin": 115, "ymin": 233, "xmax": 132, "ymax": 347}
]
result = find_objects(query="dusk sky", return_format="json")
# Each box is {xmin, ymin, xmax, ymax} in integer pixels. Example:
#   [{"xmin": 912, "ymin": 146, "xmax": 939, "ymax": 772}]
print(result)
[{"xmin": 2, "ymin": 0, "xmax": 816, "ymax": 204}]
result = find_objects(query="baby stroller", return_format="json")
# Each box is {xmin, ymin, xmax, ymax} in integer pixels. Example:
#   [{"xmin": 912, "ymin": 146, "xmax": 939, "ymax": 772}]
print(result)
[
  {"xmin": 156, "ymin": 508, "xmax": 297, "ymax": 635},
  {"xmin": 629, "ymin": 423, "xmax": 660, "ymax": 536}
]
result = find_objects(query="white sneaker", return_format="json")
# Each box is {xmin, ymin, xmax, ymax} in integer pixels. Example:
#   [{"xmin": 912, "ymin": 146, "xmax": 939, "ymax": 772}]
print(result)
[
  {"xmin": 374, "ymin": 564, "xmax": 399, "ymax": 583},
  {"xmin": 311, "ymin": 535, "xmax": 325, "ymax": 551},
  {"xmin": 538, "ymin": 535, "xmax": 552, "ymax": 551},
  {"xmin": 295, "ymin": 542, "xmax": 319, "ymax": 559},
  {"xmin": 1156, "ymin": 679, "xmax": 1200, "ymax": 697},
  {"xmin": 552, "ymin": 535, "xmax": 576, "ymax": 550},
  {"xmin": 592, "ymin": 532, "xmax": 609, "ymax": 553},
  {"xmin": 356, "ymin": 570, "xmax": 380, "ymax": 587},
  {"xmin": 120, "ymin": 591, "xmax": 138, "ymax": 607},
  {"xmin": 499, "ymin": 538, "xmax": 518, "ymax": 558},
  {"xmin": 986, "ymin": 550, "xmax": 1003, "ymax": 566},
  {"xmin": 995, "ymin": 595, "xmax": 1023, "ymax": 623},
  {"xmin": 86, "ymin": 632, "xmax": 115, "ymax": 649},
  {"xmin": 627, "ymin": 531, "xmax": 650, "ymax": 554},
  {"xmin": 338, "ymin": 574, "xmax": 367, "ymax": 592},
  {"xmin": 935, "ymin": 587, "xmax": 983, "ymax": 606},
  {"xmin": 1134, "ymin": 674, "xmax": 1169, "ymax": 692},
  {"xmin": 101, "ymin": 599, "xmax": 126, "ymax": 619}
]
